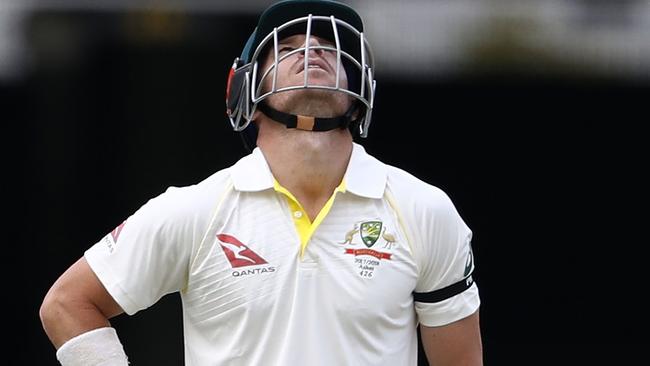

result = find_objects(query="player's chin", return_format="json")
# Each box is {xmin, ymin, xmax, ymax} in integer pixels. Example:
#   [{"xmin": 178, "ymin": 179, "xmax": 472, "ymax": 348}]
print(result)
[{"xmin": 282, "ymin": 88, "xmax": 351, "ymax": 114}]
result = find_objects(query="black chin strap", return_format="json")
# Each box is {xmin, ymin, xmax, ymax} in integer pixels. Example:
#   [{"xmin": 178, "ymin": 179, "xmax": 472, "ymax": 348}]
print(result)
[{"xmin": 256, "ymin": 101, "xmax": 356, "ymax": 131}]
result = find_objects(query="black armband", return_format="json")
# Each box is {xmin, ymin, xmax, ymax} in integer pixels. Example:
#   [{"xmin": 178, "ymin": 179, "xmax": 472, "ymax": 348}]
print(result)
[{"xmin": 413, "ymin": 273, "xmax": 475, "ymax": 303}]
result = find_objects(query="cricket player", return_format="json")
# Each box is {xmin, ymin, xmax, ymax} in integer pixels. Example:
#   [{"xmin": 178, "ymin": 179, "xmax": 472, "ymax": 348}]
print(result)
[{"xmin": 40, "ymin": 1, "xmax": 483, "ymax": 365}]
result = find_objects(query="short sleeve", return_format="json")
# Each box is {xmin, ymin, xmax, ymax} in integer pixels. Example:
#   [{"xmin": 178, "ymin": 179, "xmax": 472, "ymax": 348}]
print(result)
[
  {"xmin": 84, "ymin": 186, "xmax": 199, "ymax": 315},
  {"xmin": 411, "ymin": 188, "xmax": 480, "ymax": 327}
]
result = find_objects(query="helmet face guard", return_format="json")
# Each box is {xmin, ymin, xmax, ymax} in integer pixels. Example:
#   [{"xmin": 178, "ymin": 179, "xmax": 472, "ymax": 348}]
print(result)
[{"xmin": 226, "ymin": 1, "xmax": 376, "ymax": 139}]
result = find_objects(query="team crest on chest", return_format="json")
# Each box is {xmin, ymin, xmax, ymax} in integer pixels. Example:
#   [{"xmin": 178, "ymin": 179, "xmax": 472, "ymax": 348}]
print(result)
[
  {"xmin": 360, "ymin": 221, "xmax": 382, "ymax": 247},
  {"xmin": 340, "ymin": 220, "xmax": 399, "ymax": 278}
]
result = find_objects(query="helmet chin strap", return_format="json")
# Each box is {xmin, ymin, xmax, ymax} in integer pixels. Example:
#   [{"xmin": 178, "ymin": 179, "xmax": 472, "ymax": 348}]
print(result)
[{"xmin": 256, "ymin": 101, "xmax": 357, "ymax": 131}]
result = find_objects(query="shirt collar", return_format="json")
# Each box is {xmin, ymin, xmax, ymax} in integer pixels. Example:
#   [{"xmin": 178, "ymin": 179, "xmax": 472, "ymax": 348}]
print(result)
[
  {"xmin": 230, "ymin": 147, "xmax": 275, "ymax": 192},
  {"xmin": 344, "ymin": 143, "xmax": 387, "ymax": 199},
  {"xmin": 230, "ymin": 143, "xmax": 387, "ymax": 199}
]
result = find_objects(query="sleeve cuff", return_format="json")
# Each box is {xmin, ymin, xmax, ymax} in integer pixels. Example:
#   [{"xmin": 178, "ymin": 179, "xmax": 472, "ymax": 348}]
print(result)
[
  {"xmin": 84, "ymin": 246, "xmax": 140, "ymax": 315},
  {"xmin": 415, "ymin": 282, "xmax": 480, "ymax": 327}
]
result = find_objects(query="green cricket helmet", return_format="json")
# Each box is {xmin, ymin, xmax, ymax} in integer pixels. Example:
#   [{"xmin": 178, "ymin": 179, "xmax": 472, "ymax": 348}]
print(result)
[{"xmin": 225, "ymin": 0, "xmax": 376, "ymax": 151}]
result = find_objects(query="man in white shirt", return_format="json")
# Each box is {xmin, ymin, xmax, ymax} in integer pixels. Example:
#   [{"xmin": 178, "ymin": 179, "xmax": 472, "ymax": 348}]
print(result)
[{"xmin": 40, "ymin": 1, "xmax": 483, "ymax": 365}]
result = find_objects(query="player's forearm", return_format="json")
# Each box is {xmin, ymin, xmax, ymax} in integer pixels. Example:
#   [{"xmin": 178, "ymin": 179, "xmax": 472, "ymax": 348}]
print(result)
[{"xmin": 40, "ymin": 290, "xmax": 112, "ymax": 349}]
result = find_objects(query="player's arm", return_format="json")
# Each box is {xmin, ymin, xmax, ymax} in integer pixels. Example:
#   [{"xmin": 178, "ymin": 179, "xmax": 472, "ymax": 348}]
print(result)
[
  {"xmin": 419, "ymin": 310, "xmax": 483, "ymax": 366},
  {"xmin": 40, "ymin": 256, "xmax": 124, "ymax": 348}
]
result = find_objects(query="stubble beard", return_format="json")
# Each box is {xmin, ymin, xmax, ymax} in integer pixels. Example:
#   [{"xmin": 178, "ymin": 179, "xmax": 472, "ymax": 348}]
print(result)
[{"xmin": 264, "ymin": 86, "xmax": 352, "ymax": 118}]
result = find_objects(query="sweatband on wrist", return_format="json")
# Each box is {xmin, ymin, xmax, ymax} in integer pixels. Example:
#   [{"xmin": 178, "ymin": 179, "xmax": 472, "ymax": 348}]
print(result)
[{"xmin": 56, "ymin": 327, "xmax": 129, "ymax": 366}]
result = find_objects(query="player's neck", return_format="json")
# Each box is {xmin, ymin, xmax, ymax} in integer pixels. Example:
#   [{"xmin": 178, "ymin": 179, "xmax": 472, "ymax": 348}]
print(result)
[{"xmin": 257, "ymin": 121, "xmax": 352, "ymax": 220}]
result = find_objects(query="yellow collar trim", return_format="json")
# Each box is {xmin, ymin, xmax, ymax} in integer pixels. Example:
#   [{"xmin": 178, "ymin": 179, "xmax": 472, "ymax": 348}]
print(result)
[{"xmin": 273, "ymin": 179, "xmax": 347, "ymax": 258}]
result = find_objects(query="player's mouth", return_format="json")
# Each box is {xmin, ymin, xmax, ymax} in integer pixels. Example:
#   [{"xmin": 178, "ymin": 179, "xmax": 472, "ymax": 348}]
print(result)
[{"xmin": 296, "ymin": 59, "xmax": 330, "ymax": 74}]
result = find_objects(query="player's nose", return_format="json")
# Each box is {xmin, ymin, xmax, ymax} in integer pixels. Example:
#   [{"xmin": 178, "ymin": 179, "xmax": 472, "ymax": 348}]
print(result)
[{"xmin": 298, "ymin": 36, "xmax": 324, "ymax": 58}]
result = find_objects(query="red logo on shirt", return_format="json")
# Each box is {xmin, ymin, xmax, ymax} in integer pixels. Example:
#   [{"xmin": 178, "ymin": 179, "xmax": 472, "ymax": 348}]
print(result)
[
  {"xmin": 217, "ymin": 234, "xmax": 268, "ymax": 268},
  {"xmin": 344, "ymin": 248, "xmax": 392, "ymax": 260},
  {"xmin": 110, "ymin": 221, "xmax": 127, "ymax": 242}
]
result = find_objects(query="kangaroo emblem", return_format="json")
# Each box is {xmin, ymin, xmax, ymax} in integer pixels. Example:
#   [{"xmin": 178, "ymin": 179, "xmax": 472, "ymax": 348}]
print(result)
[{"xmin": 340, "ymin": 225, "xmax": 359, "ymax": 244}]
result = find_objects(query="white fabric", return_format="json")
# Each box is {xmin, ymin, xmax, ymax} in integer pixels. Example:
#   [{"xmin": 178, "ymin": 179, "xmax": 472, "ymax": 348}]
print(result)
[
  {"xmin": 84, "ymin": 143, "xmax": 480, "ymax": 366},
  {"xmin": 383, "ymin": 163, "xmax": 480, "ymax": 326},
  {"xmin": 415, "ymin": 283, "xmax": 480, "ymax": 327},
  {"xmin": 56, "ymin": 327, "xmax": 128, "ymax": 366}
]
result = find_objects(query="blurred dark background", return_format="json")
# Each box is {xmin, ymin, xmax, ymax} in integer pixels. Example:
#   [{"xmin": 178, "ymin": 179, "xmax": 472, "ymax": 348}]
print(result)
[{"xmin": 3, "ymin": 0, "xmax": 646, "ymax": 365}]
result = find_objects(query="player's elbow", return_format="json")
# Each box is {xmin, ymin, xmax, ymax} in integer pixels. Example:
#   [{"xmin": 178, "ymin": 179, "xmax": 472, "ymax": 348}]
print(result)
[
  {"xmin": 39, "ymin": 285, "xmax": 67, "ymax": 335},
  {"xmin": 40, "ymin": 284, "xmax": 90, "ymax": 348}
]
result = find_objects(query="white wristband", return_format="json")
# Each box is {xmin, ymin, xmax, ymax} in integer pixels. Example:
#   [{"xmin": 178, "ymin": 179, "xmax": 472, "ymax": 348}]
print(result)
[{"xmin": 56, "ymin": 327, "xmax": 129, "ymax": 366}]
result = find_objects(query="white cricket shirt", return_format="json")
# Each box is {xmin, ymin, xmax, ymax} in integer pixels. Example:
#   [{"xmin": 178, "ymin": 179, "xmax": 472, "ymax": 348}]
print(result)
[{"xmin": 85, "ymin": 143, "xmax": 480, "ymax": 365}]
